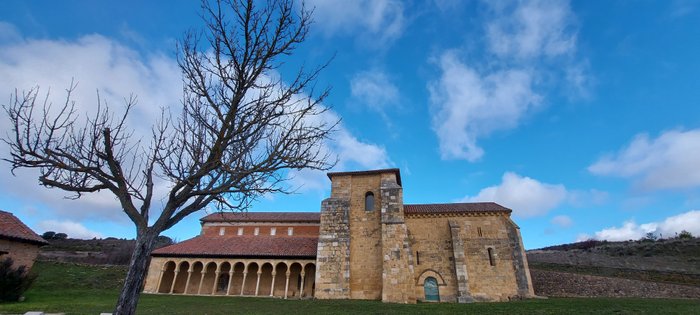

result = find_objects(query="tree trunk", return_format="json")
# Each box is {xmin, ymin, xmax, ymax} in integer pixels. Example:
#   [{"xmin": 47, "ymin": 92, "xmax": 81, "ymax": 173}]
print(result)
[{"xmin": 114, "ymin": 228, "xmax": 159, "ymax": 315}]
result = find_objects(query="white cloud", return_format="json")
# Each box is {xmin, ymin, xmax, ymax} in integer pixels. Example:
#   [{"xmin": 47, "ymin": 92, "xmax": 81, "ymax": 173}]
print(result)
[
  {"xmin": 0, "ymin": 33, "xmax": 182, "ymax": 223},
  {"xmin": 37, "ymin": 220, "xmax": 103, "ymax": 239},
  {"xmin": 428, "ymin": 0, "xmax": 588, "ymax": 161},
  {"xmin": 588, "ymin": 129, "xmax": 700, "ymax": 190},
  {"xmin": 351, "ymin": 69, "xmax": 399, "ymax": 112},
  {"xmin": 589, "ymin": 210, "xmax": 700, "ymax": 241},
  {"xmin": 428, "ymin": 52, "xmax": 541, "ymax": 161},
  {"xmin": 485, "ymin": 0, "xmax": 577, "ymax": 59},
  {"xmin": 551, "ymin": 215, "xmax": 573, "ymax": 228},
  {"xmin": 307, "ymin": 0, "xmax": 405, "ymax": 45},
  {"xmin": 462, "ymin": 172, "xmax": 567, "ymax": 217}
]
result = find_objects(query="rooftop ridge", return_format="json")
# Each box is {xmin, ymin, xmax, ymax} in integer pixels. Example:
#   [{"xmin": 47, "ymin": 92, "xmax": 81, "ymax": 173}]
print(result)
[{"xmin": 327, "ymin": 168, "xmax": 402, "ymax": 186}]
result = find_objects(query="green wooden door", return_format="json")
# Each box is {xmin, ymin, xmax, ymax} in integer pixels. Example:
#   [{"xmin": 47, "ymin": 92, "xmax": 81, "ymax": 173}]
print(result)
[{"xmin": 424, "ymin": 277, "xmax": 439, "ymax": 302}]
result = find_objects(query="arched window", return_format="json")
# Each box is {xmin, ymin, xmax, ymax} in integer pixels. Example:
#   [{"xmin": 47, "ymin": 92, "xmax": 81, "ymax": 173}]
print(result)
[
  {"xmin": 424, "ymin": 277, "xmax": 439, "ymax": 302},
  {"xmin": 488, "ymin": 247, "xmax": 496, "ymax": 266},
  {"xmin": 365, "ymin": 191, "xmax": 375, "ymax": 211}
]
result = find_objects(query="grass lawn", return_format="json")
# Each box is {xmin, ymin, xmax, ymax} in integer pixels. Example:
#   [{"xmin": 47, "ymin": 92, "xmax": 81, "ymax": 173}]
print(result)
[{"xmin": 0, "ymin": 261, "xmax": 698, "ymax": 315}]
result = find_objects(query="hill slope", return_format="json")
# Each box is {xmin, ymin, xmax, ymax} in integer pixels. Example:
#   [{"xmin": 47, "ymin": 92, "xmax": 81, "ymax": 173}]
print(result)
[{"xmin": 526, "ymin": 237, "xmax": 700, "ymax": 298}]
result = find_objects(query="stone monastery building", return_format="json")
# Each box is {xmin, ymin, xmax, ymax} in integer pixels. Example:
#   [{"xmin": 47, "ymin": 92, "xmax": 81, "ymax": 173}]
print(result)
[{"xmin": 144, "ymin": 169, "xmax": 534, "ymax": 303}]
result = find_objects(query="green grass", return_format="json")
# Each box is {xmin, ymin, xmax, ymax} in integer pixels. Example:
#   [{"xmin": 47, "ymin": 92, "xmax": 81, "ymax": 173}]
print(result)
[{"xmin": 1, "ymin": 262, "xmax": 698, "ymax": 315}]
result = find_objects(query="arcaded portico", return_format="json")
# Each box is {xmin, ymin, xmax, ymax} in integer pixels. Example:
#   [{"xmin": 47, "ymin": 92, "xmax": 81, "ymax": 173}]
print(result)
[
  {"xmin": 143, "ymin": 212, "xmax": 320, "ymax": 299},
  {"xmin": 148, "ymin": 258, "xmax": 315, "ymax": 298}
]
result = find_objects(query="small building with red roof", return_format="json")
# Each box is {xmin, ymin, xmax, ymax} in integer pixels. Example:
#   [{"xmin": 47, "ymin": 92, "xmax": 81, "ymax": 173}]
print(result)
[
  {"xmin": 143, "ymin": 169, "xmax": 534, "ymax": 303},
  {"xmin": 0, "ymin": 210, "xmax": 49, "ymax": 269}
]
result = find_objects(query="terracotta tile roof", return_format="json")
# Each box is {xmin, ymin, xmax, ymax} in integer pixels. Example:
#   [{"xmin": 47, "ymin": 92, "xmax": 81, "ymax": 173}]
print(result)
[
  {"xmin": 201, "ymin": 212, "xmax": 320, "ymax": 223},
  {"xmin": 152, "ymin": 235, "xmax": 318, "ymax": 258},
  {"xmin": 0, "ymin": 210, "xmax": 49, "ymax": 246},
  {"xmin": 404, "ymin": 202, "xmax": 512, "ymax": 215},
  {"xmin": 327, "ymin": 168, "xmax": 402, "ymax": 186}
]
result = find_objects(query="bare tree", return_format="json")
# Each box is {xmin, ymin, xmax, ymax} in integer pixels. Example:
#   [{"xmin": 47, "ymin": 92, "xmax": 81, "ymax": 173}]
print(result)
[{"xmin": 2, "ymin": 0, "xmax": 334, "ymax": 314}]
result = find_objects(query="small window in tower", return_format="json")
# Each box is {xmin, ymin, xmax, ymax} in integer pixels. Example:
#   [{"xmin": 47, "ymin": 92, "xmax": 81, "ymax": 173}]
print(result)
[
  {"xmin": 219, "ymin": 227, "xmax": 225, "ymax": 236},
  {"xmin": 270, "ymin": 227, "xmax": 276, "ymax": 236},
  {"xmin": 477, "ymin": 227, "xmax": 483, "ymax": 237},
  {"xmin": 365, "ymin": 191, "xmax": 375, "ymax": 211},
  {"xmin": 254, "ymin": 227, "xmax": 259, "ymax": 236},
  {"xmin": 237, "ymin": 227, "xmax": 243, "ymax": 235},
  {"xmin": 488, "ymin": 247, "xmax": 496, "ymax": 266},
  {"xmin": 416, "ymin": 251, "xmax": 420, "ymax": 265},
  {"xmin": 288, "ymin": 227, "xmax": 294, "ymax": 236}
]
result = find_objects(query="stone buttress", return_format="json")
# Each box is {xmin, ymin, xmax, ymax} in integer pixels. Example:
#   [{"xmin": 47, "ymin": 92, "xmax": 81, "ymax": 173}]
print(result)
[{"xmin": 379, "ymin": 175, "xmax": 416, "ymax": 303}]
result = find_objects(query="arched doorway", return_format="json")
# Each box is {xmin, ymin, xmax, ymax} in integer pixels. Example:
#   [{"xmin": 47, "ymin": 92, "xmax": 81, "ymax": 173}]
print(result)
[{"xmin": 424, "ymin": 277, "xmax": 439, "ymax": 302}]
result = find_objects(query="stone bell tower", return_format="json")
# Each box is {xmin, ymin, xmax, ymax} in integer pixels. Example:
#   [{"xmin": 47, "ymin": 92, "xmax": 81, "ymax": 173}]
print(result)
[{"xmin": 315, "ymin": 169, "xmax": 416, "ymax": 303}]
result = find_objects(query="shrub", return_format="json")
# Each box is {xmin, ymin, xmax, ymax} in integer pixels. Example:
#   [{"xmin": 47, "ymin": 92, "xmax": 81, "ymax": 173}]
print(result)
[
  {"xmin": 0, "ymin": 257, "xmax": 37, "ymax": 302},
  {"xmin": 41, "ymin": 231, "xmax": 56, "ymax": 239},
  {"xmin": 643, "ymin": 232, "xmax": 658, "ymax": 241},
  {"xmin": 678, "ymin": 230, "xmax": 693, "ymax": 239},
  {"xmin": 54, "ymin": 233, "xmax": 68, "ymax": 240}
]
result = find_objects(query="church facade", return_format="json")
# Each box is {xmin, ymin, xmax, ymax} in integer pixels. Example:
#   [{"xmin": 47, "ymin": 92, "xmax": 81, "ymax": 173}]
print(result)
[{"xmin": 143, "ymin": 169, "xmax": 534, "ymax": 303}]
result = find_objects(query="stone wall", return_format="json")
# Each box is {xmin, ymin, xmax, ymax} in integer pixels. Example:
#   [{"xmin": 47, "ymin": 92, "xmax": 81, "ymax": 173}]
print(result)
[
  {"xmin": 405, "ymin": 213, "xmax": 527, "ymax": 302},
  {"xmin": 0, "ymin": 239, "xmax": 41, "ymax": 269},
  {"xmin": 202, "ymin": 225, "xmax": 319, "ymax": 237},
  {"xmin": 314, "ymin": 197, "xmax": 351, "ymax": 299},
  {"xmin": 405, "ymin": 216, "xmax": 459, "ymax": 303}
]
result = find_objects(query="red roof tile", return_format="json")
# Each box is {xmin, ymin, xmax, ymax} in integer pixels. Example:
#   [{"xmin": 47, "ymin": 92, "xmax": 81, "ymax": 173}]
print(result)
[
  {"xmin": 404, "ymin": 202, "xmax": 511, "ymax": 215},
  {"xmin": 152, "ymin": 235, "xmax": 318, "ymax": 258},
  {"xmin": 201, "ymin": 212, "xmax": 320, "ymax": 223},
  {"xmin": 327, "ymin": 168, "xmax": 402, "ymax": 186},
  {"xmin": 0, "ymin": 210, "xmax": 48, "ymax": 245}
]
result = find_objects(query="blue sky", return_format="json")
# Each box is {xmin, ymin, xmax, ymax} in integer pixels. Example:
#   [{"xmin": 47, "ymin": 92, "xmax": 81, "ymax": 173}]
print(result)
[{"xmin": 1, "ymin": 0, "xmax": 699, "ymax": 249}]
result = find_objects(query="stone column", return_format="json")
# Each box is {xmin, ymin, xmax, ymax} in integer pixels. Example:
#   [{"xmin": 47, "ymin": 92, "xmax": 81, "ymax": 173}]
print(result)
[
  {"xmin": 240, "ymin": 267, "xmax": 248, "ymax": 296},
  {"xmin": 211, "ymin": 271, "xmax": 220, "ymax": 295},
  {"xmin": 169, "ymin": 266, "xmax": 180, "ymax": 294},
  {"xmin": 270, "ymin": 271, "xmax": 277, "ymax": 296},
  {"xmin": 255, "ymin": 270, "xmax": 262, "ymax": 296},
  {"xmin": 196, "ymin": 270, "xmax": 206, "ymax": 295},
  {"xmin": 284, "ymin": 271, "xmax": 291, "ymax": 299},
  {"xmin": 155, "ymin": 268, "xmax": 165, "ymax": 294},
  {"xmin": 184, "ymin": 267, "xmax": 194, "ymax": 294},
  {"xmin": 226, "ymin": 268, "xmax": 235, "ymax": 296},
  {"xmin": 299, "ymin": 271, "xmax": 306, "ymax": 298}
]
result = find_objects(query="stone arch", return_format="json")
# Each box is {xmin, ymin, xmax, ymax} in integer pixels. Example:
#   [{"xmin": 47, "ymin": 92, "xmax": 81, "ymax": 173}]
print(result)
[
  {"xmin": 289, "ymin": 262, "xmax": 303, "ymax": 298},
  {"xmin": 258, "ymin": 262, "xmax": 274, "ymax": 296},
  {"xmin": 187, "ymin": 261, "xmax": 204, "ymax": 294},
  {"xmin": 272, "ymin": 262, "xmax": 288, "ymax": 297},
  {"xmin": 172, "ymin": 261, "xmax": 190, "ymax": 293},
  {"xmin": 157, "ymin": 261, "xmax": 176, "ymax": 293},
  {"xmin": 243, "ymin": 262, "xmax": 259, "ymax": 295},
  {"xmin": 217, "ymin": 261, "xmax": 232, "ymax": 295},
  {"xmin": 200, "ymin": 261, "xmax": 218, "ymax": 295},
  {"xmin": 302, "ymin": 263, "xmax": 316, "ymax": 298},
  {"xmin": 416, "ymin": 269, "xmax": 447, "ymax": 286},
  {"xmin": 231, "ymin": 261, "xmax": 246, "ymax": 295}
]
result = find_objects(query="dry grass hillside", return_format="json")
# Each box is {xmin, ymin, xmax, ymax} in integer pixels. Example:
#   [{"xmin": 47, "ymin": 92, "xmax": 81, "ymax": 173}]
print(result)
[
  {"xmin": 38, "ymin": 237, "xmax": 174, "ymax": 265},
  {"xmin": 527, "ymin": 237, "xmax": 700, "ymax": 298}
]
